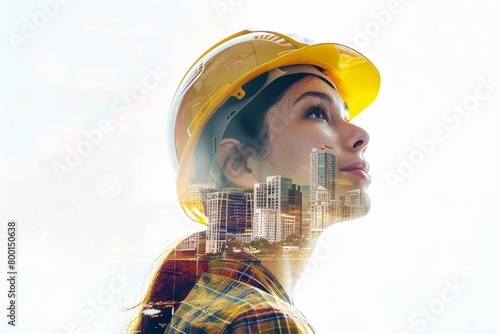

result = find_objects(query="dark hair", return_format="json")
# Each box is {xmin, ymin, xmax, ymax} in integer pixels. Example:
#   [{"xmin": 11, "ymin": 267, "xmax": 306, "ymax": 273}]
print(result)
[{"xmin": 194, "ymin": 72, "xmax": 310, "ymax": 188}]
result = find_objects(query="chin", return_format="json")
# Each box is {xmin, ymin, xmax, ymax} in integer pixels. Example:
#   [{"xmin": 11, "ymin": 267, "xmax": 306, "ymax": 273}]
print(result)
[
  {"xmin": 360, "ymin": 187, "xmax": 371, "ymax": 214},
  {"xmin": 333, "ymin": 185, "xmax": 371, "ymax": 225}
]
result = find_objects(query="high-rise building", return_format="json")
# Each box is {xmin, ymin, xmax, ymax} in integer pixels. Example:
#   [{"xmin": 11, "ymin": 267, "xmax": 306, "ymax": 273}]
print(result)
[
  {"xmin": 310, "ymin": 146, "xmax": 336, "ymax": 202},
  {"xmin": 344, "ymin": 189, "xmax": 367, "ymax": 220},
  {"xmin": 244, "ymin": 190, "xmax": 254, "ymax": 232},
  {"xmin": 288, "ymin": 184, "xmax": 302, "ymax": 236},
  {"xmin": 282, "ymin": 214, "xmax": 296, "ymax": 239},
  {"xmin": 331, "ymin": 199, "xmax": 344, "ymax": 222},
  {"xmin": 310, "ymin": 146, "xmax": 336, "ymax": 235},
  {"xmin": 344, "ymin": 189, "xmax": 364, "ymax": 206},
  {"xmin": 310, "ymin": 186, "xmax": 332, "ymax": 238},
  {"xmin": 300, "ymin": 185, "xmax": 310, "ymax": 238},
  {"xmin": 252, "ymin": 176, "xmax": 302, "ymax": 242},
  {"xmin": 253, "ymin": 208, "xmax": 280, "ymax": 242},
  {"xmin": 185, "ymin": 184, "xmax": 216, "ymax": 218},
  {"xmin": 205, "ymin": 188, "xmax": 248, "ymax": 253},
  {"xmin": 178, "ymin": 184, "xmax": 216, "ymax": 252},
  {"xmin": 347, "ymin": 205, "xmax": 366, "ymax": 220}
]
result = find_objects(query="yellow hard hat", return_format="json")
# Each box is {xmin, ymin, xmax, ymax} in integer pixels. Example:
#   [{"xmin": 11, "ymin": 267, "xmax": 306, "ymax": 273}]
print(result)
[{"xmin": 167, "ymin": 29, "xmax": 380, "ymax": 223}]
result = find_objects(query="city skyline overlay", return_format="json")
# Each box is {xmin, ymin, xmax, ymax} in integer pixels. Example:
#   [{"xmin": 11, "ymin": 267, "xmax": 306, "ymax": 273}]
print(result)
[{"xmin": 180, "ymin": 146, "xmax": 367, "ymax": 254}]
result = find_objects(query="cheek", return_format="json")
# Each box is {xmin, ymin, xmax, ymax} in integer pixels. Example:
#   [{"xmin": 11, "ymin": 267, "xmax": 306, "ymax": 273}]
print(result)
[
  {"xmin": 266, "ymin": 129, "xmax": 338, "ymax": 170},
  {"xmin": 273, "ymin": 127, "xmax": 340, "ymax": 153}
]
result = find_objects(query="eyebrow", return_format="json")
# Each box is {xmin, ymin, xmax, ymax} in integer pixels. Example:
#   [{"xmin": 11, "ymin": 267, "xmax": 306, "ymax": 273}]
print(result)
[
  {"xmin": 293, "ymin": 91, "xmax": 350, "ymax": 119},
  {"xmin": 293, "ymin": 91, "xmax": 332, "ymax": 105}
]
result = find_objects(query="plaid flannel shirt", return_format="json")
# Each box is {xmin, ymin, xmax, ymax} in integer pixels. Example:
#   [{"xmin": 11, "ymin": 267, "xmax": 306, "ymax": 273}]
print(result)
[{"xmin": 137, "ymin": 247, "xmax": 316, "ymax": 333}]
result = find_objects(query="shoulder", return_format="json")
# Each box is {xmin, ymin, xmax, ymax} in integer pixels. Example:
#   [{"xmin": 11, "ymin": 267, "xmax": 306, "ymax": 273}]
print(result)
[
  {"xmin": 228, "ymin": 307, "xmax": 316, "ymax": 334},
  {"xmin": 167, "ymin": 274, "xmax": 316, "ymax": 333}
]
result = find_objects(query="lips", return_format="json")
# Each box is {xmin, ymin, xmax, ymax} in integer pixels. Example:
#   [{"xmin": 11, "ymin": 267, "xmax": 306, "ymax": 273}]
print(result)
[
  {"xmin": 340, "ymin": 161, "xmax": 369, "ymax": 173},
  {"xmin": 339, "ymin": 160, "xmax": 371, "ymax": 181}
]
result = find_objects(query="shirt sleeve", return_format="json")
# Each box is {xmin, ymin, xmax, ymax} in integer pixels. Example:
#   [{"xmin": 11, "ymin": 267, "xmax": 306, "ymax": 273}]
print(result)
[{"xmin": 228, "ymin": 308, "xmax": 316, "ymax": 334}]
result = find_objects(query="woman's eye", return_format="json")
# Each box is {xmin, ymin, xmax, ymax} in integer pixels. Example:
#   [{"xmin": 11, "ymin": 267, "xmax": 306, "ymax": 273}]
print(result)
[{"xmin": 305, "ymin": 106, "xmax": 328, "ymax": 120}]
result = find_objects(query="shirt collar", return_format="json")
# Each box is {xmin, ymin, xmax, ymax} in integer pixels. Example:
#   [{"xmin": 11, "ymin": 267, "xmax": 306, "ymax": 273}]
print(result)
[{"xmin": 204, "ymin": 252, "xmax": 292, "ymax": 304}]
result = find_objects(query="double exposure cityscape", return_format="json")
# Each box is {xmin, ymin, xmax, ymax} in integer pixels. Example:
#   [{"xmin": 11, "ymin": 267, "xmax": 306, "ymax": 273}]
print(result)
[{"xmin": 178, "ymin": 145, "xmax": 367, "ymax": 256}]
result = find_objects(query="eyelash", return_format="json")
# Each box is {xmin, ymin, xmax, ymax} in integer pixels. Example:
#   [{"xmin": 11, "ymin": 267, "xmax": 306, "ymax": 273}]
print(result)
[{"xmin": 305, "ymin": 102, "xmax": 329, "ymax": 121}]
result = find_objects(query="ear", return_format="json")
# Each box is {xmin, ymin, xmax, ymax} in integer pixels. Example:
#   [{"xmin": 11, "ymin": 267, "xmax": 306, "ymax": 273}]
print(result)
[{"xmin": 217, "ymin": 138, "xmax": 261, "ymax": 189}]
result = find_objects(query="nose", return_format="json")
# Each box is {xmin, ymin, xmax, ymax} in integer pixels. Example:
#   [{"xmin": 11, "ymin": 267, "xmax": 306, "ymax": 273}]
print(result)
[{"xmin": 343, "ymin": 123, "xmax": 370, "ymax": 152}]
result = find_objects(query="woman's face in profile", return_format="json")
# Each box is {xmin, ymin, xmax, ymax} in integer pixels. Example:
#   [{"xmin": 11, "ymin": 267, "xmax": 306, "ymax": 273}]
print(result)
[{"xmin": 252, "ymin": 76, "xmax": 372, "ymax": 209}]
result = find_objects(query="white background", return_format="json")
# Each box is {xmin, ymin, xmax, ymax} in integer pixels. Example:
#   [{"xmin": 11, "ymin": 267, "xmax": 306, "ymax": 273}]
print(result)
[{"xmin": 1, "ymin": 0, "xmax": 500, "ymax": 333}]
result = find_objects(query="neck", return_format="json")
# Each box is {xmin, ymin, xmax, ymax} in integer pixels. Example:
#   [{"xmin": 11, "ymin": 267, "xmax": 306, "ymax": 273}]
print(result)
[{"xmin": 253, "ymin": 237, "xmax": 319, "ymax": 296}]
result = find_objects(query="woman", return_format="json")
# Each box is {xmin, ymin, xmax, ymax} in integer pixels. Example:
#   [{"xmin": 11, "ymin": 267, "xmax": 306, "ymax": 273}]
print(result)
[{"xmin": 132, "ymin": 29, "xmax": 380, "ymax": 333}]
